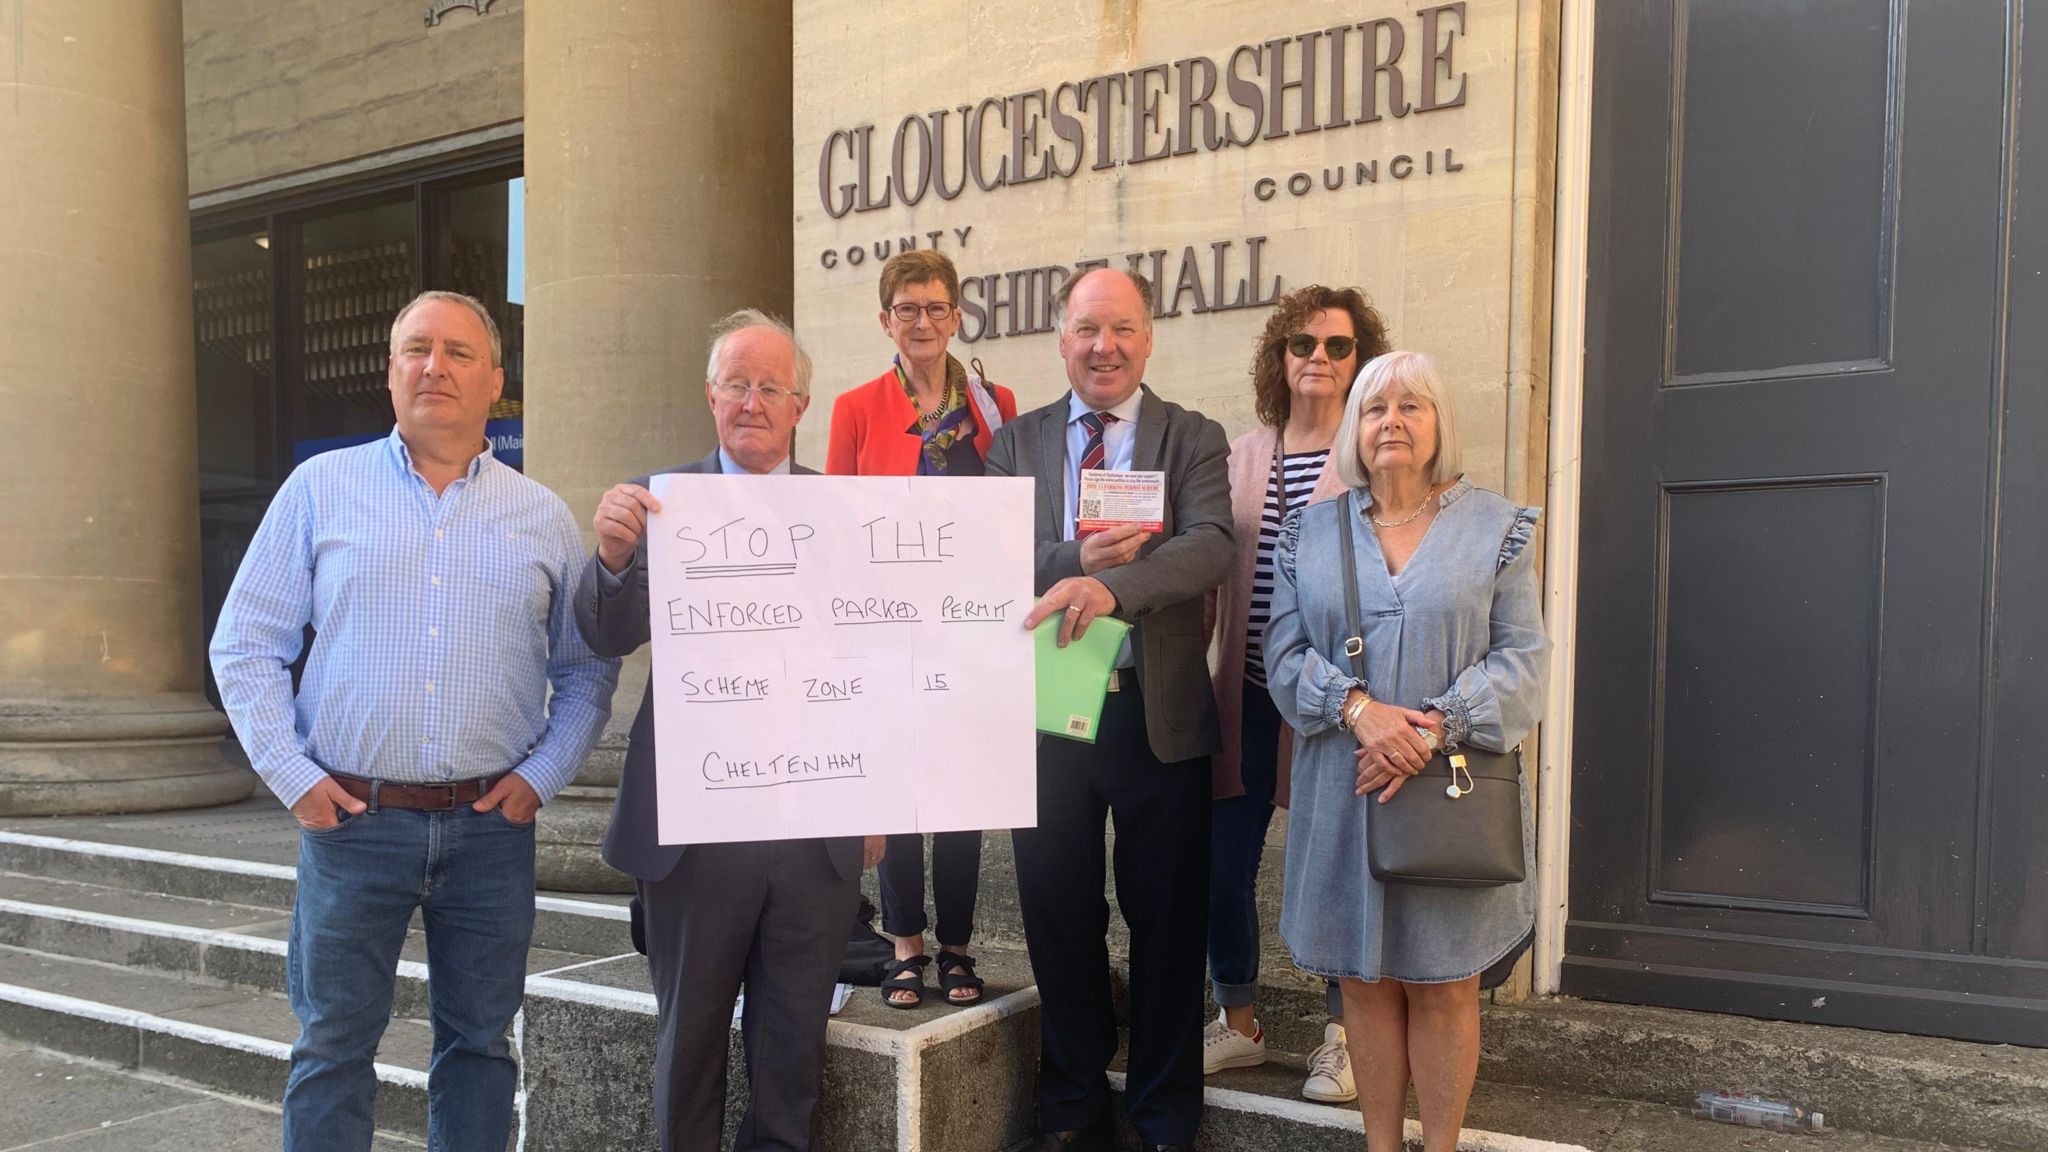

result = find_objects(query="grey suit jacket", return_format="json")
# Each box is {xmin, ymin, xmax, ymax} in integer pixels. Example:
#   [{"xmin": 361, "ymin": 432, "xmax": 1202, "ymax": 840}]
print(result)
[
  {"xmin": 572, "ymin": 449, "xmax": 863, "ymax": 884},
  {"xmin": 985, "ymin": 386, "xmax": 1234, "ymax": 764}
]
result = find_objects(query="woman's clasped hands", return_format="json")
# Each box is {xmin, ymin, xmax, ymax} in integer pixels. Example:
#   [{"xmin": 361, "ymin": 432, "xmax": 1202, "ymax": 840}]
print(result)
[{"xmin": 1343, "ymin": 689, "xmax": 1441, "ymax": 802}]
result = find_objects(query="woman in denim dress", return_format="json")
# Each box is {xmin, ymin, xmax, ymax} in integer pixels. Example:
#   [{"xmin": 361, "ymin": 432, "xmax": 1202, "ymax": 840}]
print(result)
[{"xmin": 1263, "ymin": 350, "xmax": 1548, "ymax": 1152}]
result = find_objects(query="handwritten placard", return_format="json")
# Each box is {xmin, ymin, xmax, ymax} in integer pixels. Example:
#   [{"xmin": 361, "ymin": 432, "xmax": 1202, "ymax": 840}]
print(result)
[{"xmin": 646, "ymin": 473, "xmax": 1037, "ymax": 845}]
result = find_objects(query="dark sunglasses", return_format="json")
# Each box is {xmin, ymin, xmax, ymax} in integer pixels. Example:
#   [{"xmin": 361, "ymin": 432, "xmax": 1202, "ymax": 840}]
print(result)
[{"xmin": 1285, "ymin": 333, "xmax": 1357, "ymax": 360}]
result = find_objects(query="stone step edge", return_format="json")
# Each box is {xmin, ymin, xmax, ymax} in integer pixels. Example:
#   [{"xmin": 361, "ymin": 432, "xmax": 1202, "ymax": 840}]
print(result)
[
  {"xmin": 0, "ymin": 978, "xmax": 428, "ymax": 1091},
  {"xmin": 0, "ymin": 828, "xmax": 629, "ymax": 923},
  {"xmin": 1103, "ymin": 1069, "xmax": 1591, "ymax": 1152},
  {"xmin": 0, "ymin": 893, "xmax": 1032, "ymax": 1043},
  {"xmin": 526, "ymin": 974, "xmax": 1043, "ymax": 1152},
  {"xmin": 0, "ymin": 891, "xmax": 1042, "ymax": 1066}
]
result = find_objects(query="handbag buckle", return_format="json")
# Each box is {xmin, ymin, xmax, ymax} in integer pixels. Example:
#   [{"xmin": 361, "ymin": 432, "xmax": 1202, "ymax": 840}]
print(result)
[
  {"xmin": 1343, "ymin": 636, "xmax": 1364, "ymax": 657},
  {"xmin": 1446, "ymin": 754, "xmax": 1474, "ymax": 799}
]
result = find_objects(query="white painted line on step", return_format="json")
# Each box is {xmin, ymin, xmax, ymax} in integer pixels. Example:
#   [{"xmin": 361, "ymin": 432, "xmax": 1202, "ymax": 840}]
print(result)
[
  {"xmin": 897, "ymin": 1034, "xmax": 921, "ymax": 1152},
  {"xmin": 528, "ymin": 951, "xmax": 640, "ymax": 978},
  {"xmin": 523, "ymin": 974, "xmax": 657, "ymax": 1015},
  {"xmin": 899, "ymin": 983, "xmax": 1040, "ymax": 1052},
  {"xmin": 0, "ymin": 899, "xmax": 432, "ymax": 984},
  {"xmin": 0, "ymin": 831, "xmax": 297, "ymax": 880},
  {"xmin": 534, "ymin": 895, "xmax": 631, "ymax": 920},
  {"xmin": 0, "ymin": 830, "xmax": 637, "ymax": 927},
  {"xmin": 0, "ymin": 981, "xmax": 428, "ymax": 1090},
  {"xmin": 1104, "ymin": 1071, "xmax": 1591, "ymax": 1152},
  {"xmin": 521, "ymin": 972, "xmax": 906, "ymax": 1059},
  {"xmin": 887, "ymin": 985, "xmax": 1044, "ymax": 1151},
  {"xmin": 0, "ymin": 898, "xmax": 287, "ymax": 954}
]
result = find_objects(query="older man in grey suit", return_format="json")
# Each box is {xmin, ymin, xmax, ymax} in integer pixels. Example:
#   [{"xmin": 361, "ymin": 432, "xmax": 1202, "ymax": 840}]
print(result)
[
  {"xmin": 991, "ymin": 269, "xmax": 1234, "ymax": 1152},
  {"xmin": 573, "ymin": 309, "xmax": 884, "ymax": 1152}
]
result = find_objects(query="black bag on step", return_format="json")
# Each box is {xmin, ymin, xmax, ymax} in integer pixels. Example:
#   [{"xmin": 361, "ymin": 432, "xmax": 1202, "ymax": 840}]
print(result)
[{"xmin": 839, "ymin": 894, "xmax": 895, "ymax": 986}]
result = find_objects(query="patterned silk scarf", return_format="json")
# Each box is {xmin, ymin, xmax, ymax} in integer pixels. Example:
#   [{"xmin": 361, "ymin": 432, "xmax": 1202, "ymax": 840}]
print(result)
[{"xmin": 895, "ymin": 354, "xmax": 977, "ymax": 475}]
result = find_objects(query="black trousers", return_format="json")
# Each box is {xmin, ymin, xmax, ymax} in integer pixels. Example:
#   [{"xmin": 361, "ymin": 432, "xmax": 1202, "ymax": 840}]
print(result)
[
  {"xmin": 877, "ymin": 829, "xmax": 983, "ymax": 943},
  {"xmin": 639, "ymin": 839, "xmax": 858, "ymax": 1152},
  {"xmin": 1013, "ymin": 684, "xmax": 1211, "ymax": 1145}
]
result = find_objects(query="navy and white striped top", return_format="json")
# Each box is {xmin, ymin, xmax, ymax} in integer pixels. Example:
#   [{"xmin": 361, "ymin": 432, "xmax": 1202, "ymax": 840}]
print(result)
[{"xmin": 1245, "ymin": 447, "xmax": 1331, "ymax": 686}]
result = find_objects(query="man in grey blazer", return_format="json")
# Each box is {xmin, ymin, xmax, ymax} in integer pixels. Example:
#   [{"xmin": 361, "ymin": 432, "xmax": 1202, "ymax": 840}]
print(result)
[
  {"xmin": 990, "ymin": 269, "xmax": 1234, "ymax": 1152},
  {"xmin": 573, "ymin": 309, "xmax": 883, "ymax": 1152}
]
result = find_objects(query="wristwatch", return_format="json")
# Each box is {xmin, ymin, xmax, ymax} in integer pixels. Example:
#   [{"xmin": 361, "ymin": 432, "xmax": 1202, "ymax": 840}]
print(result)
[{"xmin": 1415, "ymin": 725, "xmax": 1441, "ymax": 753}]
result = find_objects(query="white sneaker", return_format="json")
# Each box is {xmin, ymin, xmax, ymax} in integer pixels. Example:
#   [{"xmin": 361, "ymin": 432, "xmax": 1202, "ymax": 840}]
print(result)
[
  {"xmin": 1201, "ymin": 1009, "xmax": 1268, "ymax": 1074},
  {"xmin": 1301, "ymin": 1023, "xmax": 1356, "ymax": 1103}
]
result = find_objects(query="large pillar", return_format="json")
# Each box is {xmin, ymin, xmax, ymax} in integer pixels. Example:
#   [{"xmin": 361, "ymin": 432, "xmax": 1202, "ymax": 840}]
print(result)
[
  {"xmin": 523, "ymin": 3, "xmax": 794, "ymax": 889},
  {"xmin": 0, "ymin": 7, "xmax": 249, "ymax": 814}
]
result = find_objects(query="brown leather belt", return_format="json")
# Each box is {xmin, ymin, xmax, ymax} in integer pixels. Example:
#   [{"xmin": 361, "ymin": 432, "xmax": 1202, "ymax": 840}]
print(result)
[{"xmin": 330, "ymin": 772, "xmax": 508, "ymax": 811}]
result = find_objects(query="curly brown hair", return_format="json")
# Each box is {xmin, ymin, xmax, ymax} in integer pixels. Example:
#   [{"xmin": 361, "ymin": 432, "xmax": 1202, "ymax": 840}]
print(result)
[{"xmin": 1249, "ymin": 285, "xmax": 1391, "ymax": 428}]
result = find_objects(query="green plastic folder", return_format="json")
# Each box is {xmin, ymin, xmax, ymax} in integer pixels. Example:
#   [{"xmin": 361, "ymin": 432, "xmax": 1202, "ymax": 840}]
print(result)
[{"xmin": 1034, "ymin": 615, "xmax": 1132, "ymax": 743}]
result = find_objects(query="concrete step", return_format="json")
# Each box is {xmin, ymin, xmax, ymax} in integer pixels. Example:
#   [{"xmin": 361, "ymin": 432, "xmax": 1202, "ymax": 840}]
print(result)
[
  {"xmin": 0, "ymin": 828, "xmax": 636, "ymax": 959},
  {"xmin": 1480, "ymin": 998, "xmax": 2048, "ymax": 1152},
  {"xmin": 1238, "ymin": 980, "xmax": 2048, "ymax": 1152},
  {"xmin": 1105, "ymin": 1057, "xmax": 2000, "ymax": 1152},
  {"xmin": 0, "ymin": 1036, "xmax": 424, "ymax": 1151},
  {"xmin": 0, "ymin": 872, "xmax": 621, "ymax": 1020},
  {"xmin": 522, "ymin": 942, "xmax": 1046, "ymax": 1151},
  {"xmin": 0, "ymin": 942, "xmax": 431, "ymax": 1137}
]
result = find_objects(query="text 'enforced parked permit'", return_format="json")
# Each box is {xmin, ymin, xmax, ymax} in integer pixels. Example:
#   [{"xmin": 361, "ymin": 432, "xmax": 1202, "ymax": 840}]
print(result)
[
  {"xmin": 1076, "ymin": 470, "xmax": 1165, "ymax": 536},
  {"xmin": 645, "ymin": 474, "xmax": 1037, "ymax": 846}
]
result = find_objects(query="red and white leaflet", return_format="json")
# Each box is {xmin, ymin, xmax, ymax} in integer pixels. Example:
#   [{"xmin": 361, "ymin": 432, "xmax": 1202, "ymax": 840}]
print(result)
[{"xmin": 1077, "ymin": 470, "xmax": 1166, "ymax": 536}]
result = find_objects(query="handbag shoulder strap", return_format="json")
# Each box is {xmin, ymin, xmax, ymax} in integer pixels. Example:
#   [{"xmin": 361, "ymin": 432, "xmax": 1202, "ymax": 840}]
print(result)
[{"xmin": 1335, "ymin": 490, "xmax": 1368, "ymax": 682}]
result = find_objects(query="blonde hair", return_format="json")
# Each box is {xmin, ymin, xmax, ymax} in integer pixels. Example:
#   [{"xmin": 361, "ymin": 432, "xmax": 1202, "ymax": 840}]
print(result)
[{"xmin": 1334, "ymin": 351, "xmax": 1463, "ymax": 489}]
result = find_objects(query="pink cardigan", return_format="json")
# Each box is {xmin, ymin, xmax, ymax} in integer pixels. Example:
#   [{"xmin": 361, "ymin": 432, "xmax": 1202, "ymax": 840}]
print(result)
[{"xmin": 1209, "ymin": 423, "xmax": 1348, "ymax": 802}]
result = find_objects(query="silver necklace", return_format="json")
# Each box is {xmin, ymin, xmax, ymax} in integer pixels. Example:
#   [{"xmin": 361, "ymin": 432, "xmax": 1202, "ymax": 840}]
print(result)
[{"xmin": 1369, "ymin": 491, "xmax": 1435, "ymax": 529}]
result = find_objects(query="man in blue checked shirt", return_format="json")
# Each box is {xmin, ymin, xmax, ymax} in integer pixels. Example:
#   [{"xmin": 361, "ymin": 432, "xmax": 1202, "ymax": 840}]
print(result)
[{"xmin": 210, "ymin": 290, "xmax": 619, "ymax": 1152}]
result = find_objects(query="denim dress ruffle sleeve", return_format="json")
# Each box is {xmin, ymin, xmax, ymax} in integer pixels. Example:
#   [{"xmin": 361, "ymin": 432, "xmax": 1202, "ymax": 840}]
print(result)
[{"xmin": 1262, "ymin": 478, "xmax": 1549, "ymax": 983}]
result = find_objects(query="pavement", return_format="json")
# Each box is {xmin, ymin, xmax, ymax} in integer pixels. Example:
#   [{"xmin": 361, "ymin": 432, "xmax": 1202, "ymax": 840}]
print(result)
[{"xmin": 0, "ymin": 1037, "xmax": 420, "ymax": 1151}]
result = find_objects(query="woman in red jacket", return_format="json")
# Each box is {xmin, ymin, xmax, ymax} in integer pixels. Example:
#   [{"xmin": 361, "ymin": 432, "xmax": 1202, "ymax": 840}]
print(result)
[{"xmin": 826, "ymin": 250, "xmax": 1018, "ymax": 1008}]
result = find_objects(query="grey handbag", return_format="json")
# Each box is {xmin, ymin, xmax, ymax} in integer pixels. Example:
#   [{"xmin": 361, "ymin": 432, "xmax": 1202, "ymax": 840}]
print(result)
[{"xmin": 1335, "ymin": 490, "xmax": 1526, "ymax": 888}]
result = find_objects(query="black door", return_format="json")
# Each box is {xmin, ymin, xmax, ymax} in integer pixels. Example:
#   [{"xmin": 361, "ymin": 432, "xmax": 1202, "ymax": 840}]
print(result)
[{"xmin": 1569, "ymin": 0, "xmax": 2047, "ymax": 1044}]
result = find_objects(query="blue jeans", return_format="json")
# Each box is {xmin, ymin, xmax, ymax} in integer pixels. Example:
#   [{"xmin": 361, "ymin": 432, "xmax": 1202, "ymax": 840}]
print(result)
[
  {"xmin": 283, "ymin": 798, "xmax": 536, "ymax": 1152},
  {"xmin": 1210, "ymin": 678, "xmax": 1343, "ymax": 1018}
]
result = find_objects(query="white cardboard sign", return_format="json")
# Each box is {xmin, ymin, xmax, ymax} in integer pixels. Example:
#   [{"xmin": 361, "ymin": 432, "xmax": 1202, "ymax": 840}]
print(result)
[{"xmin": 646, "ymin": 473, "xmax": 1038, "ymax": 845}]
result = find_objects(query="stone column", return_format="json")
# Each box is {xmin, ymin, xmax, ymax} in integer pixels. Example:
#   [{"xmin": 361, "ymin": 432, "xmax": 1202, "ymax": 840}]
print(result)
[
  {"xmin": 0, "ymin": 7, "xmax": 250, "ymax": 814},
  {"xmin": 523, "ymin": 3, "xmax": 794, "ymax": 890}
]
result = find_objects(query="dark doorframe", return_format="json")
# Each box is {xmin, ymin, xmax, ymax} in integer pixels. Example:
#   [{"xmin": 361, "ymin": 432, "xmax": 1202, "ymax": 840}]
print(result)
[{"xmin": 1566, "ymin": 0, "xmax": 2046, "ymax": 1045}]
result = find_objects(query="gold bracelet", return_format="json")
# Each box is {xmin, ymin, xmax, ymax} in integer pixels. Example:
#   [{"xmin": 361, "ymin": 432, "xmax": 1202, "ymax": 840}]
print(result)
[{"xmin": 1342, "ymin": 690, "xmax": 1371, "ymax": 730}]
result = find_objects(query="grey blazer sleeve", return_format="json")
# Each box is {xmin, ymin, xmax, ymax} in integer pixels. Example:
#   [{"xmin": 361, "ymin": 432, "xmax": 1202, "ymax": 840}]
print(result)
[
  {"xmin": 986, "ymin": 420, "xmax": 1085, "ymax": 592},
  {"xmin": 573, "ymin": 476, "xmax": 654, "ymax": 660},
  {"xmin": 1095, "ymin": 414, "xmax": 1234, "ymax": 618}
]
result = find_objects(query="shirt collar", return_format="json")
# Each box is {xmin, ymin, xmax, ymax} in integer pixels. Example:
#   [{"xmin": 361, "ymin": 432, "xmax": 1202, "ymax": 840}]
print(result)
[
  {"xmin": 1066, "ymin": 387, "xmax": 1145, "ymax": 427},
  {"xmin": 385, "ymin": 426, "xmax": 494, "ymax": 483},
  {"xmin": 717, "ymin": 445, "xmax": 792, "ymax": 475}
]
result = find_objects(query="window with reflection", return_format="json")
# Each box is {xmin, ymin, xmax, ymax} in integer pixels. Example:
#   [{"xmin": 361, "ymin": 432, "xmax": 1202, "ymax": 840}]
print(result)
[
  {"xmin": 439, "ymin": 175, "xmax": 525, "ymax": 468},
  {"xmin": 293, "ymin": 196, "xmax": 416, "ymax": 462},
  {"xmin": 193, "ymin": 227, "xmax": 276, "ymax": 705},
  {"xmin": 189, "ymin": 155, "xmax": 525, "ymax": 702}
]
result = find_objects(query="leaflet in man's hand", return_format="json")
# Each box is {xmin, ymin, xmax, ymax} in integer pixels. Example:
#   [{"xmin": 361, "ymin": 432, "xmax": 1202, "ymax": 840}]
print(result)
[{"xmin": 1077, "ymin": 470, "xmax": 1165, "ymax": 536}]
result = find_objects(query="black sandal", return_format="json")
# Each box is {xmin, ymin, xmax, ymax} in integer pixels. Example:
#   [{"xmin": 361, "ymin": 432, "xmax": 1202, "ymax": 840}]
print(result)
[
  {"xmin": 936, "ymin": 950, "xmax": 985, "ymax": 1006},
  {"xmin": 881, "ymin": 955, "xmax": 929, "ymax": 1009}
]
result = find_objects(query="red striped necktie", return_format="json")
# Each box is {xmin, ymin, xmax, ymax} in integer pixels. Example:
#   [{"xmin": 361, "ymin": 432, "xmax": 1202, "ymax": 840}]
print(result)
[{"xmin": 1079, "ymin": 410, "xmax": 1118, "ymax": 471}]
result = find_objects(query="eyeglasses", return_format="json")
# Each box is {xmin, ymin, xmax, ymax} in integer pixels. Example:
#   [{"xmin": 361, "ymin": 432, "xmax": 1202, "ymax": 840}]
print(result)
[
  {"xmin": 710, "ymin": 381, "xmax": 802, "ymax": 405},
  {"xmin": 890, "ymin": 302, "xmax": 955, "ymax": 323},
  {"xmin": 1285, "ymin": 333, "xmax": 1358, "ymax": 360}
]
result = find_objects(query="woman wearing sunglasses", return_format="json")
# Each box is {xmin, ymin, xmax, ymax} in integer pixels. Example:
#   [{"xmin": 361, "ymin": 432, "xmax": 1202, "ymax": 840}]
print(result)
[
  {"xmin": 1203, "ymin": 285, "xmax": 1390, "ymax": 1100},
  {"xmin": 825, "ymin": 249, "xmax": 1018, "ymax": 1009}
]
